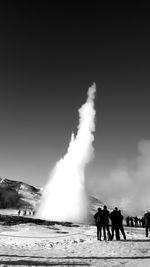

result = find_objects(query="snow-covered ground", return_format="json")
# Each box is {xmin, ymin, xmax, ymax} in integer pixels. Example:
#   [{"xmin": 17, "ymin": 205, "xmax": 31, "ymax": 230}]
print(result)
[{"xmin": 0, "ymin": 215, "xmax": 150, "ymax": 267}]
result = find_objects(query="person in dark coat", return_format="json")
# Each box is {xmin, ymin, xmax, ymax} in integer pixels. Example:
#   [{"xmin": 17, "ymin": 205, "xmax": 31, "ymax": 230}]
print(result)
[
  {"xmin": 126, "ymin": 216, "xmax": 130, "ymax": 227},
  {"xmin": 102, "ymin": 205, "xmax": 112, "ymax": 240},
  {"xmin": 118, "ymin": 210, "xmax": 126, "ymax": 240},
  {"xmin": 110, "ymin": 207, "xmax": 120, "ymax": 240},
  {"xmin": 93, "ymin": 208, "xmax": 103, "ymax": 240},
  {"xmin": 130, "ymin": 217, "xmax": 134, "ymax": 227},
  {"xmin": 134, "ymin": 216, "xmax": 138, "ymax": 227},
  {"xmin": 144, "ymin": 211, "xmax": 150, "ymax": 237},
  {"xmin": 141, "ymin": 217, "xmax": 145, "ymax": 227}
]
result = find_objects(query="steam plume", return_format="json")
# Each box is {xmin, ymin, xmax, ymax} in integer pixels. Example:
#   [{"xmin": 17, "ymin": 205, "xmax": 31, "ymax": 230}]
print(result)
[
  {"xmin": 37, "ymin": 84, "xmax": 96, "ymax": 222},
  {"xmin": 99, "ymin": 139, "xmax": 150, "ymax": 215}
]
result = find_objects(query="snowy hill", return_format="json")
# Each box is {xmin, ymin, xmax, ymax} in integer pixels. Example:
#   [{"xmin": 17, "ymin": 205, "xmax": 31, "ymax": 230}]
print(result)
[
  {"xmin": 0, "ymin": 177, "xmax": 105, "ymax": 215},
  {"xmin": 0, "ymin": 177, "xmax": 41, "ymax": 210}
]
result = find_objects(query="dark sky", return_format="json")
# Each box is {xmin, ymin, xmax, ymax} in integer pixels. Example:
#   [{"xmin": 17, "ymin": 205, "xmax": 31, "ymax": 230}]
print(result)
[{"xmin": 0, "ymin": 2, "xmax": 150, "ymax": 194}]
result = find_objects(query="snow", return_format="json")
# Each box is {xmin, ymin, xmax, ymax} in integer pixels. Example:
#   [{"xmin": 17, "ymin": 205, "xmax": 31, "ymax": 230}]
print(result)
[{"xmin": 0, "ymin": 218, "xmax": 150, "ymax": 266}]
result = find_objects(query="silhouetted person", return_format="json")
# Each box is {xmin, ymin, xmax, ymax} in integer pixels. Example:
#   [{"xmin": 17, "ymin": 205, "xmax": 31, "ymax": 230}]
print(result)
[
  {"xmin": 94, "ymin": 208, "xmax": 103, "ymax": 240},
  {"xmin": 110, "ymin": 207, "xmax": 120, "ymax": 240},
  {"xmin": 118, "ymin": 210, "xmax": 126, "ymax": 240},
  {"xmin": 144, "ymin": 211, "xmax": 150, "ymax": 237},
  {"xmin": 141, "ymin": 217, "xmax": 145, "ymax": 227},
  {"xmin": 23, "ymin": 210, "xmax": 26, "ymax": 216},
  {"xmin": 102, "ymin": 205, "xmax": 112, "ymax": 240},
  {"xmin": 126, "ymin": 216, "xmax": 130, "ymax": 227},
  {"xmin": 18, "ymin": 209, "xmax": 21, "ymax": 216},
  {"xmin": 130, "ymin": 217, "xmax": 134, "ymax": 227},
  {"xmin": 134, "ymin": 216, "xmax": 138, "ymax": 227}
]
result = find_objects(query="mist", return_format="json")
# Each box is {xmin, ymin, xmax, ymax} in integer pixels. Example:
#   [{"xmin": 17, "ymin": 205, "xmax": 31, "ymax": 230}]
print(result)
[{"xmin": 99, "ymin": 139, "xmax": 150, "ymax": 215}]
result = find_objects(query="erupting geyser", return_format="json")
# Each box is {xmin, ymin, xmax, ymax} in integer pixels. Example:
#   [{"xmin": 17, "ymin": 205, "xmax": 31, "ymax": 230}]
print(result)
[{"xmin": 37, "ymin": 84, "xmax": 96, "ymax": 222}]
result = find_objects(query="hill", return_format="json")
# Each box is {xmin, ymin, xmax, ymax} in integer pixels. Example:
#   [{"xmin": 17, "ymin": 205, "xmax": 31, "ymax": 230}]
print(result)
[
  {"xmin": 0, "ymin": 177, "xmax": 105, "ymax": 216},
  {"xmin": 0, "ymin": 177, "xmax": 41, "ymax": 210}
]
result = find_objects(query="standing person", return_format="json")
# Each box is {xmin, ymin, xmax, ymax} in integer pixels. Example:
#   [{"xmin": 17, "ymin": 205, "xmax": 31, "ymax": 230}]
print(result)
[
  {"xmin": 126, "ymin": 216, "xmax": 130, "ymax": 227},
  {"xmin": 141, "ymin": 217, "xmax": 145, "ymax": 228},
  {"xmin": 102, "ymin": 205, "xmax": 112, "ymax": 240},
  {"xmin": 93, "ymin": 208, "xmax": 103, "ymax": 240},
  {"xmin": 144, "ymin": 211, "xmax": 150, "ymax": 237},
  {"xmin": 130, "ymin": 217, "xmax": 134, "ymax": 227},
  {"xmin": 134, "ymin": 216, "xmax": 138, "ymax": 227},
  {"xmin": 18, "ymin": 209, "xmax": 21, "ymax": 216},
  {"xmin": 110, "ymin": 207, "xmax": 120, "ymax": 240},
  {"xmin": 118, "ymin": 210, "xmax": 126, "ymax": 240},
  {"xmin": 23, "ymin": 210, "xmax": 26, "ymax": 216}
]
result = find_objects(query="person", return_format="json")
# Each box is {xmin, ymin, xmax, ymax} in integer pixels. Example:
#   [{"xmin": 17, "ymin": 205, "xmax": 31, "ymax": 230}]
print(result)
[
  {"xmin": 126, "ymin": 216, "xmax": 130, "ymax": 227},
  {"xmin": 144, "ymin": 211, "xmax": 150, "ymax": 237},
  {"xmin": 141, "ymin": 217, "xmax": 145, "ymax": 228},
  {"xmin": 130, "ymin": 217, "xmax": 134, "ymax": 227},
  {"xmin": 118, "ymin": 210, "xmax": 126, "ymax": 240},
  {"xmin": 93, "ymin": 208, "xmax": 103, "ymax": 240},
  {"xmin": 102, "ymin": 205, "xmax": 112, "ymax": 240},
  {"xmin": 110, "ymin": 207, "xmax": 120, "ymax": 240},
  {"xmin": 18, "ymin": 209, "xmax": 21, "ymax": 216},
  {"xmin": 23, "ymin": 210, "xmax": 26, "ymax": 216},
  {"xmin": 134, "ymin": 216, "xmax": 138, "ymax": 227}
]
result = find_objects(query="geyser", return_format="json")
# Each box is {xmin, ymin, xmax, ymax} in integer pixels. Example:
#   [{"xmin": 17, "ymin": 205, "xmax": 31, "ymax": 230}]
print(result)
[{"xmin": 37, "ymin": 84, "xmax": 96, "ymax": 222}]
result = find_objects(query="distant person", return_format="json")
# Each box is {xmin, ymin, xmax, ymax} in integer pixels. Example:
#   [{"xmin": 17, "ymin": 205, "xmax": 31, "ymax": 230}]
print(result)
[
  {"xmin": 110, "ymin": 207, "xmax": 120, "ymax": 240},
  {"xmin": 126, "ymin": 216, "xmax": 130, "ymax": 227},
  {"xmin": 93, "ymin": 208, "xmax": 103, "ymax": 240},
  {"xmin": 23, "ymin": 210, "xmax": 26, "ymax": 216},
  {"xmin": 18, "ymin": 209, "xmax": 21, "ymax": 216},
  {"xmin": 118, "ymin": 210, "xmax": 126, "ymax": 240},
  {"xmin": 134, "ymin": 216, "xmax": 138, "ymax": 227},
  {"xmin": 130, "ymin": 217, "xmax": 134, "ymax": 227},
  {"xmin": 102, "ymin": 205, "xmax": 112, "ymax": 240},
  {"xmin": 141, "ymin": 217, "xmax": 145, "ymax": 228},
  {"xmin": 144, "ymin": 211, "xmax": 150, "ymax": 237}
]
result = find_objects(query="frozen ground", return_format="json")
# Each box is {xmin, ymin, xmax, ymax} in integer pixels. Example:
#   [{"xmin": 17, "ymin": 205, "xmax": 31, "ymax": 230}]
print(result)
[{"xmin": 0, "ymin": 213, "xmax": 150, "ymax": 267}]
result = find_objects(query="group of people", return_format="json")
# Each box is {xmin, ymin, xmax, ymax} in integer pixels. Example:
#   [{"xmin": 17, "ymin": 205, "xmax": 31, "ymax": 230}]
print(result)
[
  {"xmin": 94, "ymin": 206, "xmax": 150, "ymax": 240},
  {"xmin": 94, "ymin": 205, "xmax": 126, "ymax": 241},
  {"xmin": 18, "ymin": 209, "xmax": 35, "ymax": 216},
  {"xmin": 126, "ymin": 216, "xmax": 145, "ymax": 227}
]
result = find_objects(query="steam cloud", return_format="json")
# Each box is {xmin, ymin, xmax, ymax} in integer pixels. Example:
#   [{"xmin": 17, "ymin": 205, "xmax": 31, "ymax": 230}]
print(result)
[
  {"xmin": 37, "ymin": 84, "xmax": 96, "ymax": 222},
  {"xmin": 99, "ymin": 140, "xmax": 150, "ymax": 215}
]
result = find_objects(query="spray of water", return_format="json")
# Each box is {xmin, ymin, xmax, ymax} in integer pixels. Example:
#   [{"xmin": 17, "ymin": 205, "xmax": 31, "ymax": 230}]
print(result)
[{"xmin": 36, "ymin": 84, "xmax": 96, "ymax": 222}]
